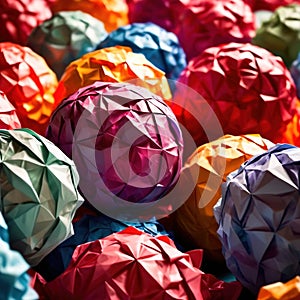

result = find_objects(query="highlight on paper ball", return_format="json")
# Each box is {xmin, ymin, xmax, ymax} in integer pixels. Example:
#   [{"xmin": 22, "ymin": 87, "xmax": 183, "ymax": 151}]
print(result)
[
  {"xmin": 54, "ymin": 45, "xmax": 172, "ymax": 102},
  {"xmin": 174, "ymin": 0, "xmax": 256, "ymax": 60},
  {"xmin": 253, "ymin": 4, "xmax": 300, "ymax": 67},
  {"xmin": 0, "ymin": 91, "xmax": 21, "ymax": 130},
  {"xmin": 97, "ymin": 22, "xmax": 186, "ymax": 81},
  {"xmin": 47, "ymin": 82, "xmax": 183, "ymax": 220},
  {"xmin": 214, "ymin": 144, "xmax": 300, "ymax": 294},
  {"xmin": 49, "ymin": 0, "xmax": 129, "ymax": 33},
  {"xmin": 28, "ymin": 10, "xmax": 108, "ymax": 78},
  {"xmin": 0, "ymin": 129, "xmax": 83, "ymax": 266},
  {"xmin": 0, "ymin": 0, "xmax": 52, "ymax": 45},
  {"xmin": 32, "ymin": 227, "xmax": 243, "ymax": 300},
  {"xmin": 172, "ymin": 42, "xmax": 297, "ymax": 146},
  {"xmin": 0, "ymin": 211, "xmax": 38, "ymax": 299},
  {"xmin": 0, "ymin": 42, "xmax": 59, "ymax": 135},
  {"xmin": 34, "ymin": 213, "xmax": 171, "ymax": 281},
  {"xmin": 174, "ymin": 134, "xmax": 274, "ymax": 262}
]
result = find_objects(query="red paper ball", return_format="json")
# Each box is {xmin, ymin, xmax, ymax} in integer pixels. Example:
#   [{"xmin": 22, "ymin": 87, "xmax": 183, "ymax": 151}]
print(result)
[
  {"xmin": 32, "ymin": 227, "xmax": 243, "ymax": 300},
  {"xmin": 46, "ymin": 82, "xmax": 183, "ymax": 220},
  {"xmin": 0, "ymin": 91, "xmax": 21, "ymax": 129},
  {"xmin": 0, "ymin": 0, "xmax": 52, "ymax": 45},
  {"xmin": 0, "ymin": 42, "xmax": 58, "ymax": 135},
  {"xmin": 175, "ymin": 0, "xmax": 255, "ymax": 60},
  {"xmin": 172, "ymin": 42, "xmax": 297, "ymax": 146},
  {"xmin": 246, "ymin": 0, "xmax": 300, "ymax": 11}
]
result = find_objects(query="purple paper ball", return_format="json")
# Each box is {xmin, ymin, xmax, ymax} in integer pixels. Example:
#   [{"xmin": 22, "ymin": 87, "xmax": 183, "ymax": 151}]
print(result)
[
  {"xmin": 214, "ymin": 144, "xmax": 300, "ymax": 294},
  {"xmin": 46, "ymin": 82, "xmax": 183, "ymax": 220},
  {"xmin": 290, "ymin": 53, "xmax": 300, "ymax": 99}
]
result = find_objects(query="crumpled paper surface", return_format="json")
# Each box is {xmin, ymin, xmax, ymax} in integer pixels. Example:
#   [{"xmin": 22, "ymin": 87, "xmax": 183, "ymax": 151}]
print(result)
[
  {"xmin": 49, "ymin": 0, "xmax": 128, "ymax": 33},
  {"xmin": 253, "ymin": 4, "xmax": 300, "ymax": 67},
  {"xmin": 97, "ymin": 22, "xmax": 186, "ymax": 81},
  {"xmin": 0, "ymin": 211, "xmax": 38, "ymax": 299},
  {"xmin": 34, "ymin": 213, "xmax": 171, "ymax": 281},
  {"xmin": 214, "ymin": 143, "xmax": 300, "ymax": 294},
  {"xmin": 47, "ymin": 82, "xmax": 182, "ymax": 215},
  {"xmin": 174, "ymin": 0, "xmax": 255, "ymax": 60},
  {"xmin": 0, "ymin": 42, "xmax": 58, "ymax": 135},
  {"xmin": 290, "ymin": 53, "xmax": 300, "ymax": 99},
  {"xmin": 257, "ymin": 276, "xmax": 300, "ymax": 300},
  {"xmin": 174, "ymin": 134, "xmax": 274, "ymax": 262},
  {"xmin": 174, "ymin": 42, "xmax": 297, "ymax": 146},
  {"xmin": 32, "ymin": 227, "xmax": 243, "ymax": 300},
  {"xmin": 0, "ymin": 0, "xmax": 52, "ymax": 45},
  {"xmin": 246, "ymin": 0, "xmax": 300, "ymax": 12},
  {"xmin": 28, "ymin": 10, "xmax": 108, "ymax": 79},
  {"xmin": 0, "ymin": 128, "xmax": 83, "ymax": 266},
  {"xmin": 54, "ymin": 45, "xmax": 171, "ymax": 102},
  {"xmin": 0, "ymin": 90, "xmax": 21, "ymax": 129}
]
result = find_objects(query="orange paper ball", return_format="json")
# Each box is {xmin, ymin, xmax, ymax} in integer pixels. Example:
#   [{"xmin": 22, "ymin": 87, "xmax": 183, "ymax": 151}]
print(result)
[
  {"xmin": 55, "ymin": 46, "xmax": 171, "ymax": 102},
  {"xmin": 49, "ymin": 0, "xmax": 128, "ymax": 33},
  {"xmin": 0, "ymin": 43, "xmax": 58, "ymax": 135},
  {"xmin": 174, "ymin": 134, "xmax": 274, "ymax": 262}
]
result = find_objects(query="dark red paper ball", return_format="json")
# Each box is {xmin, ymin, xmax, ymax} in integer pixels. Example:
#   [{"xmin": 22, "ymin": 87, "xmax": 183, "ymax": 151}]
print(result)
[
  {"xmin": 0, "ymin": 0, "xmax": 52, "ymax": 45},
  {"xmin": 172, "ymin": 42, "xmax": 297, "ymax": 146}
]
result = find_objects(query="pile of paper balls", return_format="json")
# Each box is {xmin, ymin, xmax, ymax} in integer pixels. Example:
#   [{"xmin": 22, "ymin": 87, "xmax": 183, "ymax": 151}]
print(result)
[{"xmin": 1, "ymin": 0, "xmax": 300, "ymax": 299}]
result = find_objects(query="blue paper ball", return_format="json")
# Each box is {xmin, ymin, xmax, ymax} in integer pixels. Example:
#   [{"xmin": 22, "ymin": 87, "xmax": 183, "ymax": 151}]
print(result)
[
  {"xmin": 214, "ymin": 144, "xmax": 300, "ymax": 294},
  {"xmin": 97, "ymin": 22, "xmax": 186, "ymax": 81},
  {"xmin": 0, "ymin": 212, "xmax": 38, "ymax": 299},
  {"xmin": 290, "ymin": 52, "xmax": 300, "ymax": 99},
  {"xmin": 34, "ymin": 213, "xmax": 174, "ymax": 281}
]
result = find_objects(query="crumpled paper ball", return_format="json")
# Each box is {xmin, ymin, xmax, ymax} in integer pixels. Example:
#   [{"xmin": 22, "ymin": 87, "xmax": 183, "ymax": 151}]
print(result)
[
  {"xmin": 47, "ymin": 82, "xmax": 183, "ymax": 219},
  {"xmin": 174, "ymin": 0, "xmax": 255, "ymax": 60},
  {"xmin": 246, "ymin": 0, "xmax": 300, "ymax": 12},
  {"xmin": 0, "ymin": 42, "xmax": 58, "ymax": 135},
  {"xmin": 49, "ymin": 0, "xmax": 128, "ymax": 33},
  {"xmin": 0, "ymin": 128, "xmax": 83, "ymax": 266},
  {"xmin": 214, "ymin": 143, "xmax": 300, "ymax": 294},
  {"xmin": 173, "ymin": 42, "xmax": 297, "ymax": 146},
  {"xmin": 0, "ymin": 211, "xmax": 38, "ymax": 299},
  {"xmin": 54, "ymin": 45, "xmax": 171, "ymax": 103},
  {"xmin": 97, "ymin": 22, "xmax": 186, "ymax": 81},
  {"xmin": 32, "ymin": 227, "xmax": 243, "ymax": 300},
  {"xmin": 290, "ymin": 53, "xmax": 300, "ymax": 99},
  {"xmin": 257, "ymin": 276, "xmax": 300, "ymax": 300},
  {"xmin": 28, "ymin": 10, "xmax": 108, "ymax": 79},
  {"xmin": 34, "ymin": 213, "xmax": 171, "ymax": 281},
  {"xmin": 253, "ymin": 4, "xmax": 300, "ymax": 67},
  {"xmin": 174, "ymin": 134, "xmax": 274, "ymax": 262},
  {"xmin": 127, "ymin": 0, "xmax": 181, "ymax": 34},
  {"xmin": 0, "ymin": 0, "xmax": 52, "ymax": 45},
  {"xmin": 0, "ymin": 90, "xmax": 21, "ymax": 129}
]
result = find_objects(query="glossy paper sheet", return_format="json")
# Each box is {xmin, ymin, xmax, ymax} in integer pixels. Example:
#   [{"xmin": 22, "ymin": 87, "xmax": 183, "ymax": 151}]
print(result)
[
  {"xmin": 47, "ymin": 82, "xmax": 182, "ymax": 216},
  {"xmin": 0, "ymin": 91, "xmax": 21, "ymax": 130},
  {"xmin": 174, "ymin": 42, "xmax": 297, "ymax": 146},
  {"xmin": 28, "ymin": 10, "xmax": 108, "ymax": 78},
  {"xmin": 49, "ymin": 0, "xmax": 129, "ymax": 33},
  {"xmin": 55, "ymin": 45, "xmax": 171, "ymax": 102},
  {"xmin": 0, "ymin": 42, "xmax": 58, "ymax": 135},
  {"xmin": 214, "ymin": 144, "xmax": 300, "ymax": 294},
  {"xmin": 174, "ymin": 0, "xmax": 255, "ymax": 60},
  {"xmin": 0, "ymin": 212, "xmax": 38, "ymax": 299},
  {"xmin": 0, "ymin": 0, "xmax": 51, "ymax": 45},
  {"xmin": 174, "ymin": 134, "xmax": 274, "ymax": 262},
  {"xmin": 257, "ymin": 276, "xmax": 300, "ymax": 300},
  {"xmin": 97, "ymin": 22, "xmax": 186, "ymax": 81},
  {"xmin": 0, "ymin": 129, "xmax": 83, "ymax": 266},
  {"xmin": 253, "ymin": 4, "xmax": 300, "ymax": 67},
  {"xmin": 34, "ymin": 213, "xmax": 171, "ymax": 281},
  {"xmin": 33, "ymin": 227, "xmax": 242, "ymax": 300},
  {"xmin": 290, "ymin": 53, "xmax": 300, "ymax": 99}
]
